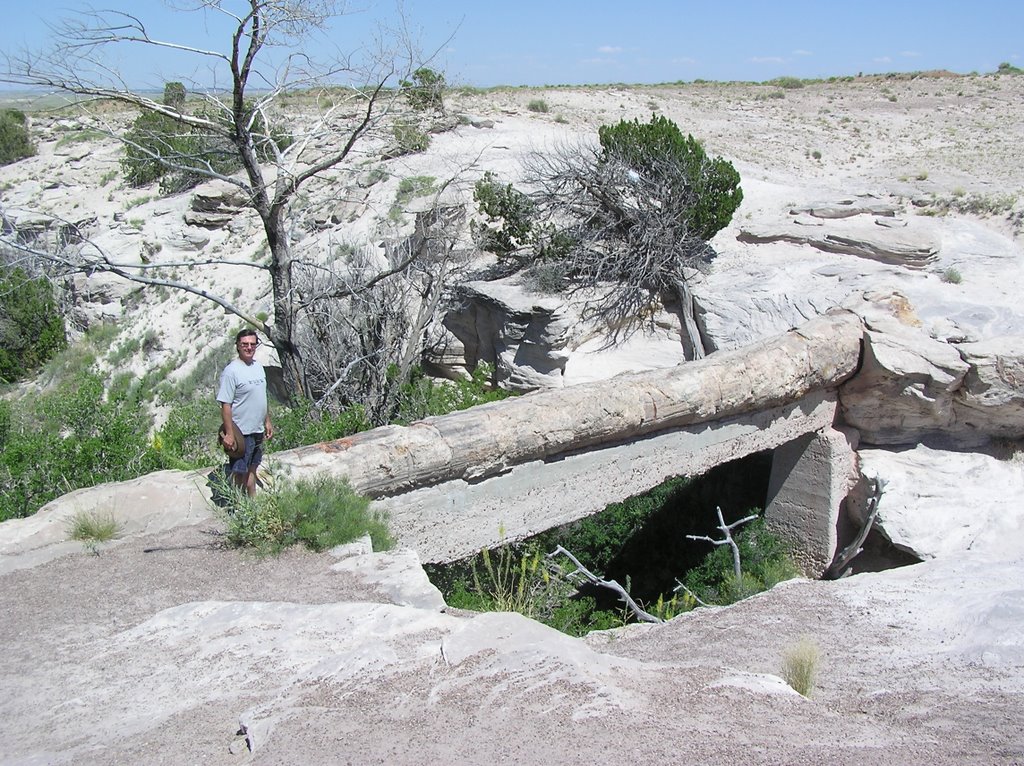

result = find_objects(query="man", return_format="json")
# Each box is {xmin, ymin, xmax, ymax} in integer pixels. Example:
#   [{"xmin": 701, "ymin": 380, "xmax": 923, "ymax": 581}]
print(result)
[{"xmin": 217, "ymin": 329, "xmax": 273, "ymax": 496}]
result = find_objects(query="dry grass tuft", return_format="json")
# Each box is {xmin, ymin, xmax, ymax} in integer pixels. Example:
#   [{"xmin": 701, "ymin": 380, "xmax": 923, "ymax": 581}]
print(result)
[{"xmin": 782, "ymin": 638, "xmax": 820, "ymax": 697}]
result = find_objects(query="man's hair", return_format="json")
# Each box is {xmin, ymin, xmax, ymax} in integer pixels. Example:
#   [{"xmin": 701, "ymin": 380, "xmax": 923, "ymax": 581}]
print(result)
[{"xmin": 235, "ymin": 328, "xmax": 258, "ymax": 344}]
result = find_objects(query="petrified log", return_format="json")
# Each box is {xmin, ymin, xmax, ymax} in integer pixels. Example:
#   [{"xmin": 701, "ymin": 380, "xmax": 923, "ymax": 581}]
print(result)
[{"xmin": 278, "ymin": 311, "xmax": 864, "ymax": 496}]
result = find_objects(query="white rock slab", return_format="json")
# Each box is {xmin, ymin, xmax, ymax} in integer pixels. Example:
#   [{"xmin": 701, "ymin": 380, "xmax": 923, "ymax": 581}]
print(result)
[{"xmin": 856, "ymin": 445, "xmax": 1024, "ymax": 560}]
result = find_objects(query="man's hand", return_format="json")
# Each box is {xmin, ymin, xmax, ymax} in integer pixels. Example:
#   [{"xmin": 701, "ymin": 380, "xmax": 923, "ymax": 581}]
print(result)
[{"xmin": 265, "ymin": 420, "xmax": 274, "ymax": 440}]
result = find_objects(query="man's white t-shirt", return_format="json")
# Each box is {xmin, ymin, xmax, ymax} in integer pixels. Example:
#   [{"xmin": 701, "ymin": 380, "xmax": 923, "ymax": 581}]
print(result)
[{"xmin": 216, "ymin": 359, "xmax": 268, "ymax": 435}]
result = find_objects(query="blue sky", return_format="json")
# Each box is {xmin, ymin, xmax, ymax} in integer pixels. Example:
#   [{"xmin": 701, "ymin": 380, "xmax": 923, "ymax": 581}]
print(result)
[{"xmin": 2, "ymin": 1, "xmax": 1021, "ymax": 88}]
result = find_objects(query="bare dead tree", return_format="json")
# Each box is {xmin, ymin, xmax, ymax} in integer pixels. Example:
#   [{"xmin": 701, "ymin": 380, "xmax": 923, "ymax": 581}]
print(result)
[
  {"xmin": 295, "ymin": 201, "xmax": 469, "ymax": 424},
  {"xmin": 520, "ymin": 137, "xmax": 722, "ymax": 345},
  {"xmin": 686, "ymin": 506, "xmax": 759, "ymax": 580},
  {"xmin": 2, "ymin": 0, "xmax": 443, "ymax": 399}
]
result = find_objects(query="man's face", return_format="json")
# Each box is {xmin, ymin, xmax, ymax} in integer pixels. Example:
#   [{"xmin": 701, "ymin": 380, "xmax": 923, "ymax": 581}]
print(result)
[{"xmin": 237, "ymin": 335, "xmax": 259, "ymax": 363}]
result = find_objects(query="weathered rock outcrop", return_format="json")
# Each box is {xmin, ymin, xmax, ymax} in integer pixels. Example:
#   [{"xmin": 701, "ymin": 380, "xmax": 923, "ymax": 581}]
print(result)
[
  {"xmin": 840, "ymin": 294, "xmax": 1024, "ymax": 447},
  {"xmin": 185, "ymin": 179, "xmax": 252, "ymax": 228},
  {"xmin": 738, "ymin": 216, "xmax": 939, "ymax": 269},
  {"xmin": 439, "ymin": 279, "xmax": 693, "ymax": 390},
  {"xmin": 852, "ymin": 445, "xmax": 1024, "ymax": 560},
  {"xmin": 440, "ymin": 280, "xmax": 576, "ymax": 389}
]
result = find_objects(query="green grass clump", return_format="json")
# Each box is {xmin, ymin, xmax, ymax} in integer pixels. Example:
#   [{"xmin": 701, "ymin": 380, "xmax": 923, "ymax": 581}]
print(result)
[
  {"xmin": 223, "ymin": 473, "xmax": 392, "ymax": 554},
  {"xmin": 68, "ymin": 510, "xmax": 123, "ymax": 554},
  {"xmin": 389, "ymin": 174, "xmax": 437, "ymax": 220},
  {"xmin": 941, "ymin": 267, "xmax": 962, "ymax": 284},
  {"xmin": 527, "ymin": 98, "xmax": 549, "ymax": 113},
  {"xmin": 782, "ymin": 638, "xmax": 820, "ymax": 697}
]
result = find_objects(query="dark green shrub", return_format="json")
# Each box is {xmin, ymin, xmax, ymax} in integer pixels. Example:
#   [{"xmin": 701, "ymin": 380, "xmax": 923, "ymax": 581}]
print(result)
[
  {"xmin": 471, "ymin": 171, "xmax": 537, "ymax": 257},
  {"xmin": 768, "ymin": 76, "xmax": 805, "ymax": 89},
  {"xmin": 392, "ymin": 362, "xmax": 510, "ymax": 425},
  {"xmin": 121, "ymin": 88, "xmax": 292, "ymax": 192},
  {"xmin": 223, "ymin": 473, "xmax": 392, "ymax": 553},
  {"xmin": 121, "ymin": 110, "xmax": 203, "ymax": 188},
  {"xmin": 401, "ymin": 67, "xmax": 446, "ymax": 112},
  {"xmin": 151, "ymin": 399, "xmax": 221, "ymax": 470},
  {"xmin": 268, "ymin": 398, "xmax": 370, "ymax": 452},
  {"xmin": 682, "ymin": 518, "xmax": 799, "ymax": 605},
  {"xmin": 439, "ymin": 541, "xmax": 624, "ymax": 636},
  {"xmin": 597, "ymin": 114, "xmax": 743, "ymax": 241},
  {"xmin": 0, "ymin": 109, "xmax": 35, "ymax": 166},
  {"xmin": 527, "ymin": 99, "xmax": 549, "ymax": 113},
  {"xmin": 163, "ymin": 81, "xmax": 186, "ymax": 110},
  {"xmin": 0, "ymin": 267, "xmax": 67, "ymax": 384}
]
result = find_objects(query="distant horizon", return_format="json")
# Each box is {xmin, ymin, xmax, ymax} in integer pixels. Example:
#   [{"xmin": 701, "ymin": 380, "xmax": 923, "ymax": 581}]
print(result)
[
  {"xmin": 1, "ymin": 1, "xmax": 1020, "ymax": 92},
  {"xmin": 0, "ymin": 66, "xmax": 1013, "ymax": 104}
]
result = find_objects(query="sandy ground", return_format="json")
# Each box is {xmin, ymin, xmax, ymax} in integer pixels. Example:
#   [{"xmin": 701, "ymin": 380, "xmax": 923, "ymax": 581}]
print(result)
[{"xmin": 1, "ymin": 522, "xmax": 1021, "ymax": 765}]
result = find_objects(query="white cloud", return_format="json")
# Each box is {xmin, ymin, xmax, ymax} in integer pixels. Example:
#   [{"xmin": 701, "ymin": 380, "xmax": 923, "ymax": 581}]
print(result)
[
  {"xmin": 671, "ymin": 56, "xmax": 697, "ymax": 65},
  {"xmin": 873, "ymin": 56, "xmax": 892, "ymax": 64},
  {"xmin": 581, "ymin": 57, "xmax": 618, "ymax": 66},
  {"xmin": 598, "ymin": 45, "xmax": 623, "ymax": 54},
  {"xmin": 792, "ymin": 49, "xmax": 813, "ymax": 57},
  {"xmin": 750, "ymin": 56, "xmax": 785, "ymax": 64},
  {"xmin": 900, "ymin": 50, "xmax": 921, "ymax": 58}
]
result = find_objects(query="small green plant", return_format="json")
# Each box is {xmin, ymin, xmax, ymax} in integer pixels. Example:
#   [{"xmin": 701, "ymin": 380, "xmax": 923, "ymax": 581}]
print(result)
[
  {"xmin": 521, "ymin": 260, "xmax": 568, "ymax": 294},
  {"xmin": 125, "ymin": 195, "xmax": 153, "ymax": 209},
  {"xmin": 782, "ymin": 638, "xmax": 820, "ymax": 697},
  {"xmin": 941, "ymin": 267, "xmax": 962, "ymax": 284},
  {"xmin": 811, "ymin": 149, "xmax": 822, "ymax": 160},
  {"xmin": 472, "ymin": 540, "xmax": 552, "ymax": 616},
  {"xmin": 390, "ymin": 120, "xmax": 431, "ymax": 155},
  {"xmin": 389, "ymin": 175, "xmax": 437, "ymax": 220},
  {"xmin": 222, "ymin": 473, "xmax": 391, "ymax": 554},
  {"xmin": 527, "ymin": 98, "xmax": 549, "ymax": 113},
  {"xmin": 99, "ymin": 169, "xmax": 119, "ymax": 186},
  {"xmin": 54, "ymin": 128, "xmax": 106, "ymax": 148},
  {"xmin": 67, "ymin": 510, "xmax": 123, "ymax": 554},
  {"xmin": 915, "ymin": 170, "xmax": 929, "ymax": 181}
]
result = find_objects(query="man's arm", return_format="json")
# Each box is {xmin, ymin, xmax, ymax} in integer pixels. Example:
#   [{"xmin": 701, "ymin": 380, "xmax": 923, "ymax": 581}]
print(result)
[{"xmin": 221, "ymin": 402, "xmax": 236, "ymax": 450}]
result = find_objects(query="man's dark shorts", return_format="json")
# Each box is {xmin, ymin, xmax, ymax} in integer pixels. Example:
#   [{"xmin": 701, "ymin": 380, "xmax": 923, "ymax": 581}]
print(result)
[{"xmin": 228, "ymin": 432, "xmax": 265, "ymax": 475}]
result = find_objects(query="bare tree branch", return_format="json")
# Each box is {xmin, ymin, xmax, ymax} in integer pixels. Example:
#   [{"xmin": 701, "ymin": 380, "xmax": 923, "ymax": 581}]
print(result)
[
  {"xmin": 824, "ymin": 476, "xmax": 887, "ymax": 580},
  {"xmin": 548, "ymin": 545, "xmax": 663, "ymax": 624},
  {"xmin": 686, "ymin": 507, "xmax": 758, "ymax": 579}
]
